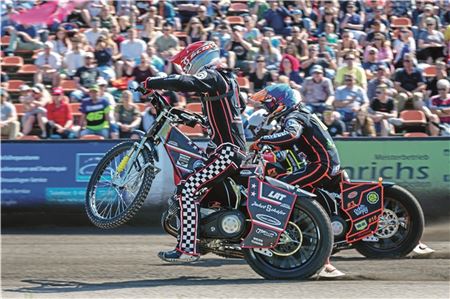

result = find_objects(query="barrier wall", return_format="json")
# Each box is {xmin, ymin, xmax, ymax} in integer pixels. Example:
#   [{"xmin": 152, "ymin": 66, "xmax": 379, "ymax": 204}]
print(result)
[{"xmin": 1, "ymin": 138, "xmax": 449, "ymax": 222}]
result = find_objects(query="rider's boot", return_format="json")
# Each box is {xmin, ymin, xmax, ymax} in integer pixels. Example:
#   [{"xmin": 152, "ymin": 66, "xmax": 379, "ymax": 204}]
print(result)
[
  {"xmin": 413, "ymin": 242, "xmax": 435, "ymax": 256},
  {"xmin": 317, "ymin": 259, "xmax": 345, "ymax": 278},
  {"xmin": 158, "ymin": 247, "xmax": 200, "ymax": 263}
]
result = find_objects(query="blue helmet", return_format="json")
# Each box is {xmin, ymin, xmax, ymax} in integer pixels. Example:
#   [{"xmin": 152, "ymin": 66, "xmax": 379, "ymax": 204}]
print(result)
[{"xmin": 251, "ymin": 84, "xmax": 301, "ymax": 117}]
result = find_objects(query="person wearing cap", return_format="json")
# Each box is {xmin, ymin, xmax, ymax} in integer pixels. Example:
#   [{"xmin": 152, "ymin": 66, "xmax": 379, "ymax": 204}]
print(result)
[
  {"xmin": 367, "ymin": 64, "xmax": 395, "ymax": 100},
  {"xmin": 334, "ymin": 73, "xmax": 369, "ymax": 123},
  {"xmin": 79, "ymin": 84, "xmax": 113, "ymax": 139},
  {"xmin": 418, "ymin": 4, "xmax": 441, "ymax": 30},
  {"xmin": 21, "ymin": 86, "xmax": 48, "ymax": 138},
  {"xmin": 34, "ymin": 41, "xmax": 61, "ymax": 87},
  {"xmin": 44, "ymin": 87, "xmax": 75, "ymax": 139},
  {"xmin": 71, "ymin": 52, "xmax": 100, "ymax": 102},
  {"xmin": 301, "ymin": 65, "xmax": 335, "ymax": 114},
  {"xmin": 335, "ymin": 52, "xmax": 367, "ymax": 89},
  {"xmin": 0, "ymin": 89, "xmax": 21, "ymax": 140}
]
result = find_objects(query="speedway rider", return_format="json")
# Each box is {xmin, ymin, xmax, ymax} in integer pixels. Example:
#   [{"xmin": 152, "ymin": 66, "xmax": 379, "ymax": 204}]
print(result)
[
  {"xmin": 250, "ymin": 84, "xmax": 345, "ymax": 277},
  {"xmin": 250, "ymin": 84, "xmax": 341, "ymax": 191},
  {"xmin": 142, "ymin": 41, "xmax": 246, "ymax": 262}
]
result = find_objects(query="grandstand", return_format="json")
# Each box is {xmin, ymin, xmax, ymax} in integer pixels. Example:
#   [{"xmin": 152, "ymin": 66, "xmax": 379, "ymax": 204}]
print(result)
[{"xmin": 1, "ymin": 0, "xmax": 449, "ymax": 140}]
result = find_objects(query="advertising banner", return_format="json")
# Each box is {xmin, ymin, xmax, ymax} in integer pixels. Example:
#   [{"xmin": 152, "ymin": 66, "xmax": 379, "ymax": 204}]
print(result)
[{"xmin": 1, "ymin": 138, "xmax": 449, "ymax": 217}]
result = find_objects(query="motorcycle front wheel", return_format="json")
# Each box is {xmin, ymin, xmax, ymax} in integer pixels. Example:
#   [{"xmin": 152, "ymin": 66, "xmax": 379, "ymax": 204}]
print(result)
[
  {"xmin": 85, "ymin": 141, "xmax": 155, "ymax": 228},
  {"xmin": 243, "ymin": 198, "xmax": 333, "ymax": 280},
  {"xmin": 354, "ymin": 185, "xmax": 424, "ymax": 258}
]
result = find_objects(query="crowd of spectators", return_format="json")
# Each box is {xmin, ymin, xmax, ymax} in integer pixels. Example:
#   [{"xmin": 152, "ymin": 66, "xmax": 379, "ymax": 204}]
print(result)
[{"xmin": 1, "ymin": 0, "xmax": 450, "ymax": 141}]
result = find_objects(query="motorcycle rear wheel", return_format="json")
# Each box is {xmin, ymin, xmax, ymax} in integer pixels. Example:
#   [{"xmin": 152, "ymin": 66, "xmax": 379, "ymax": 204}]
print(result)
[
  {"xmin": 354, "ymin": 185, "xmax": 424, "ymax": 258},
  {"xmin": 243, "ymin": 198, "xmax": 333, "ymax": 280},
  {"xmin": 85, "ymin": 141, "xmax": 155, "ymax": 228}
]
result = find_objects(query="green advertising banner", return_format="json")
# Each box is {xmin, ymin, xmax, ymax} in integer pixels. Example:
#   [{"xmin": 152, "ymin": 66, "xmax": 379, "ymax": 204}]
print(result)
[{"xmin": 336, "ymin": 138, "xmax": 450, "ymax": 217}]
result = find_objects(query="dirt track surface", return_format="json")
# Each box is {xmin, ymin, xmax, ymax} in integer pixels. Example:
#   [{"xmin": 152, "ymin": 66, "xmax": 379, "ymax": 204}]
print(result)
[{"xmin": 2, "ymin": 224, "xmax": 450, "ymax": 299}]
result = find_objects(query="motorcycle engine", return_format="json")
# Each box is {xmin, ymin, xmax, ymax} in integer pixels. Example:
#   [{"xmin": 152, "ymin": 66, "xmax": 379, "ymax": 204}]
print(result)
[
  {"xmin": 200, "ymin": 210, "xmax": 245, "ymax": 239},
  {"xmin": 330, "ymin": 215, "xmax": 348, "ymax": 241}
]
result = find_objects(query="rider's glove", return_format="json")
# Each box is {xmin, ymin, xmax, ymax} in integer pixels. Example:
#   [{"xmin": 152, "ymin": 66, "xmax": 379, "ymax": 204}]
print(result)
[{"xmin": 140, "ymin": 80, "xmax": 155, "ymax": 94}]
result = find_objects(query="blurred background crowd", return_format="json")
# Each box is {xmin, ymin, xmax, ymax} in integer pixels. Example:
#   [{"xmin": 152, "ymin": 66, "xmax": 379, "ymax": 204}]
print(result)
[{"xmin": 1, "ymin": 0, "xmax": 450, "ymax": 141}]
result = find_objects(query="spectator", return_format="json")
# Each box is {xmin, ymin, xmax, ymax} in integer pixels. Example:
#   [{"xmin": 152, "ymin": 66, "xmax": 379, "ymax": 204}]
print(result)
[
  {"xmin": 248, "ymin": 55, "xmax": 273, "ymax": 93},
  {"xmin": 117, "ymin": 16, "xmax": 132, "ymax": 35},
  {"xmin": 417, "ymin": 17, "xmax": 445, "ymax": 63},
  {"xmin": 366, "ymin": 33, "xmax": 393, "ymax": 65},
  {"xmin": 418, "ymin": 4, "xmax": 441, "ymax": 30},
  {"xmin": 340, "ymin": 1, "xmax": 365, "ymax": 42},
  {"xmin": 364, "ymin": 6, "xmax": 389, "ymax": 33},
  {"xmin": 367, "ymin": 64, "xmax": 395, "ymax": 100},
  {"xmin": 71, "ymin": 52, "xmax": 100, "ymax": 102},
  {"xmin": 98, "ymin": 4, "xmax": 118, "ymax": 30},
  {"xmin": 79, "ymin": 84, "xmax": 113, "ymax": 139},
  {"xmin": 369, "ymin": 84, "xmax": 397, "ymax": 136},
  {"xmin": 66, "ymin": 3, "xmax": 91, "ymax": 28},
  {"xmin": 140, "ymin": 17, "xmax": 162, "ymax": 44},
  {"xmin": 21, "ymin": 87, "xmax": 48, "ymax": 138},
  {"xmin": 34, "ymin": 42, "xmax": 61, "ymax": 87},
  {"xmin": 323, "ymin": 23, "xmax": 339, "ymax": 47},
  {"xmin": 94, "ymin": 35, "xmax": 119, "ymax": 81},
  {"xmin": 84, "ymin": 17, "xmax": 103, "ymax": 48},
  {"xmin": 336, "ymin": 30, "xmax": 359, "ymax": 59},
  {"xmin": 351, "ymin": 107, "xmax": 377, "ymax": 137},
  {"xmin": 256, "ymin": 37, "xmax": 282, "ymax": 71},
  {"xmin": 196, "ymin": 5, "xmax": 215, "ymax": 33},
  {"xmin": 317, "ymin": 34, "xmax": 336, "ymax": 60},
  {"xmin": 155, "ymin": 0, "xmax": 176, "ymax": 26},
  {"xmin": 427, "ymin": 60, "xmax": 449, "ymax": 97},
  {"xmin": 335, "ymin": 52, "xmax": 367, "ymax": 88},
  {"xmin": 153, "ymin": 23, "xmax": 179, "ymax": 60},
  {"xmin": 334, "ymin": 74, "xmax": 369, "ymax": 123},
  {"xmin": 242, "ymin": 15, "xmax": 262, "ymax": 47},
  {"xmin": 322, "ymin": 106, "xmax": 346, "ymax": 137},
  {"xmin": 227, "ymin": 26, "xmax": 254, "ymax": 73},
  {"xmin": 284, "ymin": 42, "xmax": 302, "ymax": 62},
  {"xmin": 147, "ymin": 45, "xmax": 166, "ymax": 73},
  {"xmin": 138, "ymin": 6, "xmax": 163, "ymax": 31},
  {"xmin": 317, "ymin": 8, "xmax": 340, "ymax": 35},
  {"xmin": 393, "ymin": 28, "xmax": 416, "ymax": 68},
  {"xmin": 63, "ymin": 38, "xmax": 86, "ymax": 78},
  {"xmin": 302, "ymin": 44, "xmax": 336, "ymax": 78},
  {"xmin": 279, "ymin": 54, "xmax": 302, "ymax": 89},
  {"xmin": 364, "ymin": 20, "xmax": 390, "ymax": 45},
  {"xmin": 429, "ymin": 79, "xmax": 450, "ymax": 126},
  {"xmin": 44, "ymin": 87, "xmax": 75, "ymax": 139},
  {"xmin": 97, "ymin": 77, "xmax": 115, "ymax": 108},
  {"xmin": 4, "ymin": 25, "xmax": 43, "ymax": 53},
  {"xmin": 284, "ymin": 25, "xmax": 308, "ymax": 58},
  {"xmin": 185, "ymin": 17, "xmax": 208, "ymax": 44},
  {"xmin": 120, "ymin": 28, "xmax": 147, "ymax": 63},
  {"xmin": 114, "ymin": 90, "xmax": 142, "ymax": 138},
  {"xmin": 394, "ymin": 54, "xmax": 426, "ymax": 112},
  {"xmin": 260, "ymin": 1, "xmax": 290, "ymax": 35},
  {"xmin": 51, "ymin": 27, "xmax": 72, "ymax": 57},
  {"xmin": 301, "ymin": 65, "xmax": 335, "ymax": 114},
  {"xmin": 110, "ymin": 24, "xmax": 126, "ymax": 48},
  {"xmin": 0, "ymin": 89, "xmax": 21, "ymax": 140}
]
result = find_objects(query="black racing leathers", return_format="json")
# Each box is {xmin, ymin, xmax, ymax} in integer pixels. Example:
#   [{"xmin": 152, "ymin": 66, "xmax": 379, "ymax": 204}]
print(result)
[
  {"xmin": 144, "ymin": 68, "xmax": 246, "ymax": 255},
  {"xmin": 144, "ymin": 69, "xmax": 246, "ymax": 153},
  {"xmin": 259, "ymin": 108, "xmax": 341, "ymax": 190}
]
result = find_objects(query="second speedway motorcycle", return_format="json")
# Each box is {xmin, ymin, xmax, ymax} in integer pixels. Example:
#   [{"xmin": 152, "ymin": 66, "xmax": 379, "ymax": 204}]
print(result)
[
  {"xmin": 260, "ymin": 147, "xmax": 425, "ymax": 259},
  {"xmin": 85, "ymin": 90, "xmax": 334, "ymax": 280}
]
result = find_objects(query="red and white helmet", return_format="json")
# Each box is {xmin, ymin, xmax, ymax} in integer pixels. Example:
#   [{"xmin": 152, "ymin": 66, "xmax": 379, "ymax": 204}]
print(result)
[{"xmin": 170, "ymin": 41, "xmax": 220, "ymax": 75}]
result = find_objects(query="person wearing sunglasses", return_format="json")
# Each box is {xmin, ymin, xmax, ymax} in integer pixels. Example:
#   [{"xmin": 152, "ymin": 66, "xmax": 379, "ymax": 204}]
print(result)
[
  {"xmin": 417, "ymin": 17, "xmax": 445, "ymax": 63},
  {"xmin": 335, "ymin": 52, "xmax": 367, "ymax": 89},
  {"xmin": 368, "ymin": 84, "xmax": 397, "ymax": 136},
  {"xmin": 429, "ymin": 79, "xmax": 450, "ymax": 127}
]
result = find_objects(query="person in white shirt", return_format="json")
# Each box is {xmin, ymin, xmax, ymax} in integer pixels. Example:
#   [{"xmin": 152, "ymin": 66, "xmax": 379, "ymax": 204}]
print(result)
[
  {"xmin": 63, "ymin": 38, "xmax": 86, "ymax": 77},
  {"xmin": 34, "ymin": 42, "xmax": 61, "ymax": 86},
  {"xmin": 116, "ymin": 28, "xmax": 147, "ymax": 77},
  {"xmin": 84, "ymin": 17, "xmax": 102, "ymax": 47}
]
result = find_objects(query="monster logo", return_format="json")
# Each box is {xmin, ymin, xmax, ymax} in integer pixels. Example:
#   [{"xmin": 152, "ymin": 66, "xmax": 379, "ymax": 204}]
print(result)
[{"xmin": 367, "ymin": 191, "xmax": 380, "ymax": 204}]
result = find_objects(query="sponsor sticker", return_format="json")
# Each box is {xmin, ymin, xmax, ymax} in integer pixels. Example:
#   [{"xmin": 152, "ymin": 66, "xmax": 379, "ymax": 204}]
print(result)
[
  {"xmin": 348, "ymin": 191, "xmax": 358, "ymax": 199},
  {"xmin": 354, "ymin": 204, "xmax": 368, "ymax": 216},
  {"xmin": 255, "ymin": 227, "xmax": 278, "ymax": 238},
  {"xmin": 176, "ymin": 154, "xmax": 190, "ymax": 168},
  {"xmin": 355, "ymin": 219, "xmax": 368, "ymax": 231},
  {"xmin": 367, "ymin": 191, "xmax": 380, "ymax": 204},
  {"xmin": 255, "ymin": 214, "xmax": 282, "ymax": 226}
]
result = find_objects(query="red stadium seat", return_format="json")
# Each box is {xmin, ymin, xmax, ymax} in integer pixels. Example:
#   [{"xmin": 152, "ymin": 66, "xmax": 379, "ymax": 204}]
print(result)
[
  {"xmin": 18, "ymin": 64, "xmax": 38, "ymax": 74},
  {"xmin": 391, "ymin": 17, "xmax": 412, "ymax": 28},
  {"xmin": 423, "ymin": 65, "xmax": 437, "ymax": 77},
  {"xmin": 404, "ymin": 132, "xmax": 429, "ymax": 137},
  {"xmin": 237, "ymin": 76, "xmax": 250, "ymax": 91},
  {"xmin": 61, "ymin": 80, "xmax": 77, "ymax": 92},
  {"xmin": 399, "ymin": 110, "xmax": 427, "ymax": 125},
  {"xmin": 18, "ymin": 135, "xmax": 40, "ymax": 140},
  {"xmin": 1, "ymin": 56, "xmax": 24, "ymax": 71},
  {"xmin": 80, "ymin": 134, "xmax": 105, "ymax": 140},
  {"xmin": 6, "ymin": 80, "xmax": 25, "ymax": 93},
  {"xmin": 226, "ymin": 16, "xmax": 245, "ymax": 25},
  {"xmin": 14, "ymin": 103, "xmax": 25, "ymax": 116},
  {"xmin": 228, "ymin": 3, "xmax": 249, "ymax": 15}
]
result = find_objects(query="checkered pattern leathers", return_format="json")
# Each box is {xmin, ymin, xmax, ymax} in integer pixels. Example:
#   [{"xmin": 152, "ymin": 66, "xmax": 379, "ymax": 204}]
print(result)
[{"xmin": 176, "ymin": 143, "xmax": 245, "ymax": 255}]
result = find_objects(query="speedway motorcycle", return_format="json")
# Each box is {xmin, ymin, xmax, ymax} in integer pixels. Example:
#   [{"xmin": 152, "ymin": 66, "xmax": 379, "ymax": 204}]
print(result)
[
  {"xmin": 262, "ymin": 147, "xmax": 425, "ymax": 259},
  {"xmin": 85, "ymin": 89, "xmax": 334, "ymax": 280}
]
